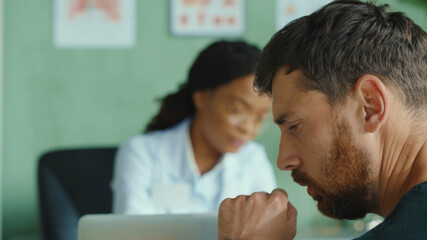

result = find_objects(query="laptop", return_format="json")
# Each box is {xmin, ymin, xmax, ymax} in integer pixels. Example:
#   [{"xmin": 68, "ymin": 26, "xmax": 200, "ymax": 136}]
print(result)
[{"xmin": 78, "ymin": 213, "xmax": 218, "ymax": 240}]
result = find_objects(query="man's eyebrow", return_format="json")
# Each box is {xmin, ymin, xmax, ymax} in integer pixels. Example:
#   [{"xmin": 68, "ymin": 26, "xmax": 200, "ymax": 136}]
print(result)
[{"xmin": 274, "ymin": 114, "xmax": 288, "ymax": 125}]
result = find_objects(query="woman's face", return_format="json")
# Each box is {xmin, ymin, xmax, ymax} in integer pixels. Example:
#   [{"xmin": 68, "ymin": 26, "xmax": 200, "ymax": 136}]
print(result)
[{"xmin": 193, "ymin": 74, "xmax": 271, "ymax": 154}]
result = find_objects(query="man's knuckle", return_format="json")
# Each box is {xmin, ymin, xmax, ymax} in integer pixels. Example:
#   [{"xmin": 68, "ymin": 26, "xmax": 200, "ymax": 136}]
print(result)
[
  {"xmin": 220, "ymin": 198, "xmax": 232, "ymax": 208},
  {"xmin": 270, "ymin": 194, "xmax": 288, "ymax": 209}
]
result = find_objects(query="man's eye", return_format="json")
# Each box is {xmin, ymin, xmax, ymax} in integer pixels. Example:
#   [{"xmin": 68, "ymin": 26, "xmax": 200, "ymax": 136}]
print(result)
[
  {"xmin": 275, "ymin": 119, "xmax": 285, "ymax": 126},
  {"xmin": 288, "ymin": 123, "xmax": 299, "ymax": 132}
]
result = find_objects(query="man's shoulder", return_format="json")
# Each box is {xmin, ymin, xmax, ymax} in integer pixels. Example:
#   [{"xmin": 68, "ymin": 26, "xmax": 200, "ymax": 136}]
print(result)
[{"xmin": 355, "ymin": 181, "xmax": 427, "ymax": 240}]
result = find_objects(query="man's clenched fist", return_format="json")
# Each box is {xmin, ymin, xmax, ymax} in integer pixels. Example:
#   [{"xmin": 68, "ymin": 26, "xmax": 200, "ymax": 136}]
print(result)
[{"xmin": 218, "ymin": 188, "xmax": 297, "ymax": 240}]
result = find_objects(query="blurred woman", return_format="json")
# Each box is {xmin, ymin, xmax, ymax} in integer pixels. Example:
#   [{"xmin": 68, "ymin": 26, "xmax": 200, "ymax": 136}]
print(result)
[{"xmin": 112, "ymin": 40, "xmax": 276, "ymax": 214}]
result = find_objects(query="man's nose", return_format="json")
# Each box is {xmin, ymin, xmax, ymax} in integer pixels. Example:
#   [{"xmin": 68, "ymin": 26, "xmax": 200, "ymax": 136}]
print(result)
[{"xmin": 276, "ymin": 135, "xmax": 301, "ymax": 171}]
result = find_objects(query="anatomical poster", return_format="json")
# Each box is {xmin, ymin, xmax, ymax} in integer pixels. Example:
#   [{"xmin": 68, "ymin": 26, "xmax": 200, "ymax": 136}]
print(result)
[
  {"xmin": 53, "ymin": 0, "xmax": 136, "ymax": 48},
  {"xmin": 170, "ymin": 0, "xmax": 245, "ymax": 37},
  {"xmin": 276, "ymin": 0, "xmax": 332, "ymax": 30}
]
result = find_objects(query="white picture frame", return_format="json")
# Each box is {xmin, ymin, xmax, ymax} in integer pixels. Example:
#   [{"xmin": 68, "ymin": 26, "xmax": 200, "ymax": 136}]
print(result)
[
  {"xmin": 275, "ymin": 0, "xmax": 332, "ymax": 31},
  {"xmin": 53, "ymin": 0, "xmax": 136, "ymax": 48},
  {"xmin": 170, "ymin": 0, "xmax": 245, "ymax": 37}
]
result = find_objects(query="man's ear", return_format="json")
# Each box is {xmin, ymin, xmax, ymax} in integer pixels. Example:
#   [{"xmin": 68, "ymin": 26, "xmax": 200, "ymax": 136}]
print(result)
[
  {"xmin": 353, "ymin": 75, "xmax": 389, "ymax": 133},
  {"xmin": 192, "ymin": 90, "xmax": 211, "ymax": 111}
]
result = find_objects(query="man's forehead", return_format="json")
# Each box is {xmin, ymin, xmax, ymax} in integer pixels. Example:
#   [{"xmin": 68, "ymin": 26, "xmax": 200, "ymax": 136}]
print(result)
[
  {"xmin": 271, "ymin": 68, "xmax": 300, "ymax": 119},
  {"xmin": 271, "ymin": 67, "xmax": 305, "ymax": 98},
  {"xmin": 271, "ymin": 68, "xmax": 331, "ymax": 119}
]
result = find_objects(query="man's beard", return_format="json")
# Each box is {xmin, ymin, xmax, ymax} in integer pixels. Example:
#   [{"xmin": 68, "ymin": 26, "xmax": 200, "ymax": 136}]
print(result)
[{"xmin": 292, "ymin": 116, "xmax": 372, "ymax": 219}]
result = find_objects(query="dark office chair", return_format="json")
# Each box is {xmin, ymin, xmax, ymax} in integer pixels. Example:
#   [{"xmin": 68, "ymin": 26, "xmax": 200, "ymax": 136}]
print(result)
[{"xmin": 38, "ymin": 147, "xmax": 118, "ymax": 240}]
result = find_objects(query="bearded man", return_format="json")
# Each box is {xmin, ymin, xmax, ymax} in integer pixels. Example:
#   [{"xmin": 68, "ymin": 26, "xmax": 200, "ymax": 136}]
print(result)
[{"xmin": 218, "ymin": 0, "xmax": 427, "ymax": 239}]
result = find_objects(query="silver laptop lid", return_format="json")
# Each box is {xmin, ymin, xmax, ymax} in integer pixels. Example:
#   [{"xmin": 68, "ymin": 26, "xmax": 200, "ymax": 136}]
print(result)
[{"xmin": 78, "ymin": 213, "xmax": 217, "ymax": 240}]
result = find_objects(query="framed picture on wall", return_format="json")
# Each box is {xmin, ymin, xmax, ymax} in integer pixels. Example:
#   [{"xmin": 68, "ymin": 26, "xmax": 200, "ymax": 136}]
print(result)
[
  {"xmin": 170, "ymin": 0, "xmax": 245, "ymax": 37},
  {"xmin": 53, "ymin": 0, "xmax": 136, "ymax": 48},
  {"xmin": 275, "ymin": 0, "xmax": 332, "ymax": 31}
]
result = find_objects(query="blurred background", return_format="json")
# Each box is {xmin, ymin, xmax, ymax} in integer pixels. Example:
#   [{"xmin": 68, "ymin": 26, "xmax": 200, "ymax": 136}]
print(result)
[{"xmin": 1, "ymin": 0, "xmax": 426, "ymax": 239}]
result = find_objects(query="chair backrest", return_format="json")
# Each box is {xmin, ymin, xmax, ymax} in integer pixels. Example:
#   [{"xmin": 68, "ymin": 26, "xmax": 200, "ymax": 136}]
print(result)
[{"xmin": 38, "ymin": 147, "xmax": 117, "ymax": 240}]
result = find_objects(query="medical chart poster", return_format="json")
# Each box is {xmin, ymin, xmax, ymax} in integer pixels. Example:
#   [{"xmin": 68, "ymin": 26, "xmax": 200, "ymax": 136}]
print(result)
[
  {"xmin": 275, "ymin": 0, "xmax": 332, "ymax": 31},
  {"xmin": 53, "ymin": 0, "xmax": 136, "ymax": 48},
  {"xmin": 170, "ymin": 0, "xmax": 245, "ymax": 37}
]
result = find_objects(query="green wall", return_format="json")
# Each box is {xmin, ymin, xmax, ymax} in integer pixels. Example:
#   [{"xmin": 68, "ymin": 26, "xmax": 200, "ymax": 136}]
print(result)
[{"xmin": 2, "ymin": 0, "xmax": 426, "ymax": 239}]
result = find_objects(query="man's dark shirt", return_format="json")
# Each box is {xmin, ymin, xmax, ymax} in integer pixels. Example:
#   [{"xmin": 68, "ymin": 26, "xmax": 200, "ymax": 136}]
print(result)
[{"xmin": 355, "ymin": 181, "xmax": 427, "ymax": 239}]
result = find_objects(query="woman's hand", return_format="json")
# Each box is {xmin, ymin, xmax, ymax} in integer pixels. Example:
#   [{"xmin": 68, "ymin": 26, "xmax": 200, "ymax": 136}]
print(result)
[{"xmin": 218, "ymin": 188, "xmax": 297, "ymax": 240}]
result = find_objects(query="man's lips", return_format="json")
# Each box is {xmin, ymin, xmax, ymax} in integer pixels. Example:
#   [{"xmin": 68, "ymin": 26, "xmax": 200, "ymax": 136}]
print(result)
[
  {"xmin": 307, "ymin": 186, "xmax": 314, "ymax": 196},
  {"xmin": 294, "ymin": 180, "xmax": 314, "ymax": 197},
  {"xmin": 292, "ymin": 171, "xmax": 317, "ymax": 198}
]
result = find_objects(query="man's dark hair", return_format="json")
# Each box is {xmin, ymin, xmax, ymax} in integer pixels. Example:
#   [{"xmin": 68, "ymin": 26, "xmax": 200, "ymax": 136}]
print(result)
[{"xmin": 255, "ymin": 0, "xmax": 427, "ymax": 111}]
